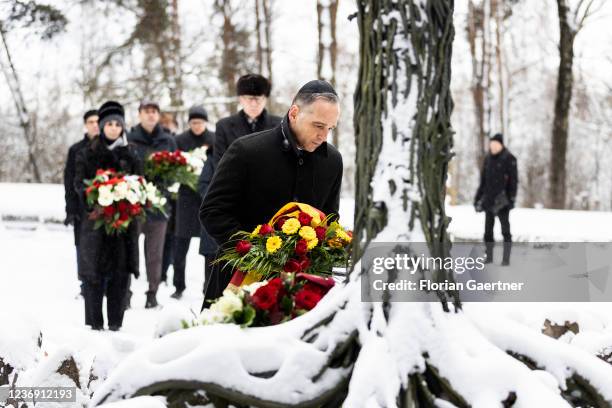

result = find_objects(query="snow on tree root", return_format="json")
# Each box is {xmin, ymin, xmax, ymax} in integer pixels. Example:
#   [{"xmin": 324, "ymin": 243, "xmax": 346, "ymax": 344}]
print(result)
[{"xmin": 90, "ymin": 283, "xmax": 361, "ymax": 407}]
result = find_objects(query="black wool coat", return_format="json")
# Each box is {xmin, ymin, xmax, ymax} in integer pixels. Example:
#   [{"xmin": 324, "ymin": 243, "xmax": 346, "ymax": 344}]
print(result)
[
  {"xmin": 211, "ymin": 109, "xmax": 282, "ymax": 170},
  {"xmin": 128, "ymin": 124, "xmax": 177, "ymax": 222},
  {"xmin": 175, "ymin": 129, "xmax": 214, "ymax": 238},
  {"xmin": 200, "ymin": 118, "xmax": 343, "ymax": 246},
  {"xmin": 63, "ymin": 134, "xmax": 92, "ymax": 245},
  {"xmin": 74, "ymin": 138, "xmax": 143, "ymax": 283},
  {"xmin": 475, "ymin": 148, "xmax": 518, "ymax": 212}
]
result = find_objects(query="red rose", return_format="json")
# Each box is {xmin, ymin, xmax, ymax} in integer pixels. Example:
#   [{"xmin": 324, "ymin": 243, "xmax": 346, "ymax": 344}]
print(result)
[
  {"xmin": 275, "ymin": 217, "xmax": 287, "ymax": 230},
  {"xmin": 298, "ymin": 257, "xmax": 311, "ymax": 272},
  {"xmin": 267, "ymin": 277, "xmax": 283, "ymax": 290},
  {"xmin": 129, "ymin": 203, "xmax": 142, "ymax": 216},
  {"xmin": 103, "ymin": 205, "xmax": 115, "ymax": 219},
  {"xmin": 117, "ymin": 200, "xmax": 129, "ymax": 214},
  {"xmin": 295, "ymin": 239, "xmax": 308, "ymax": 257},
  {"xmin": 294, "ymin": 288, "xmax": 322, "ymax": 311},
  {"xmin": 283, "ymin": 259, "xmax": 301, "ymax": 273},
  {"xmin": 298, "ymin": 212, "xmax": 313, "ymax": 226},
  {"xmin": 315, "ymin": 226, "xmax": 327, "ymax": 241},
  {"xmin": 259, "ymin": 224, "xmax": 274, "ymax": 235},
  {"xmin": 251, "ymin": 284, "xmax": 279, "ymax": 310},
  {"xmin": 119, "ymin": 212, "xmax": 129, "ymax": 221},
  {"xmin": 235, "ymin": 240, "xmax": 252, "ymax": 256}
]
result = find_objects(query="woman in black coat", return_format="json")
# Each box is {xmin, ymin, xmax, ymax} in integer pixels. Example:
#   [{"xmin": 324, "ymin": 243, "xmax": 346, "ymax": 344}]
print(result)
[{"xmin": 74, "ymin": 101, "xmax": 142, "ymax": 331}]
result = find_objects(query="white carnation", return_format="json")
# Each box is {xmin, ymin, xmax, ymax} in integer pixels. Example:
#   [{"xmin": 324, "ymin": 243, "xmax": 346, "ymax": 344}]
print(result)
[
  {"xmin": 210, "ymin": 290, "xmax": 243, "ymax": 317},
  {"xmin": 97, "ymin": 185, "xmax": 114, "ymax": 206}
]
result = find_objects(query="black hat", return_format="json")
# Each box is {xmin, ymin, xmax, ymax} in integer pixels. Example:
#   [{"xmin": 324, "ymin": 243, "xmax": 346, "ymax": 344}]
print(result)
[
  {"xmin": 188, "ymin": 105, "xmax": 208, "ymax": 121},
  {"xmin": 98, "ymin": 101, "xmax": 125, "ymax": 131},
  {"xmin": 297, "ymin": 79, "xmax": 338, "ymax": 96},
  {"xmin": 236, "ymin": 74, "xmax": 271, "ymax": 97},
  {"xmin": 490, "ymin": 133, "xmax": 504, "ymax": 145},
  {"xmin": 138, "ymin": 98, "xmax": 160, "ymax": 112},
  {"xmin": 83, "ymin": 109, "xmax": 98, "ymax": 123}
]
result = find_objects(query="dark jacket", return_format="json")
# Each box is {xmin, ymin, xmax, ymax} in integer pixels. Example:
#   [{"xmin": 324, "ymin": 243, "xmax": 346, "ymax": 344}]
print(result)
[
  {"xmin": 74, "ymin": 137, "xmax": 143, "ymax": 283},
  {"xmin": 128, "ymin": 124, "xmax": 177, "ymax": 221},
  {"xmin": 211, "ymin": 109, "xmax": 282, "ymax": 171},
  {"xmin": 475, "ymin": 148, "xmax": 518, "ymax": 213},
  {"xmin": 197, "ymin": 158, "xmax": 218, "ymax": 255},
  {"xmin": 200, "ymin": 118, "xmax": 343, "ymax": 246},
  {"xmin": 63, "ymin": 134, "xmax": 92, "ymax": 245},
  {"xmin": 175, "ymin": 129, "xmax": 214, "ymax": 238}
]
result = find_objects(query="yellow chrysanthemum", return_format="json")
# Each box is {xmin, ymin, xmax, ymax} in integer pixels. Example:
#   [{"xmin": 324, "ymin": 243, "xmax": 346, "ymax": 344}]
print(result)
[
  {"xmin": 306, "ymin": 238, "xmax": 318, "ymax": 250},
  {"xmin": 327, "ymin": 237, "xmax": 344, "ymax": 248},
  {"xmin": 299, "ymin": 226, "xmax": 316, "ymax": 241},
  {"xmin": 250, "ymin": 224, "xmax": 262, "ymax": 237},
  {"xmin": 336, "ymin": 229, "xmax": 351, "ymax": 242},
  {"xmin": 266, "ymin": 235, "xmax": 283, "ymax": 253},
  {"xmin": 282, "ymin": 218, "xmax": 301, "ymax": 235}
]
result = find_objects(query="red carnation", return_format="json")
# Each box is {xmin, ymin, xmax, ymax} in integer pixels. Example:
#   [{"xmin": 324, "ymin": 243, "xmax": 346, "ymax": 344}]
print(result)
[
  {"xmin": 251, "ymin": 284, "xmax": 279, "ymax": 310},
  {"xmin": 298, "ymin": 212, "xmax": 313, "ymax": 226},
  {"xmin": 235, "ymin": 240, "xmax": 252, "ymax": 256},
  {"xmin": 294, "ymin": 288, "xmax": 323, "ymax": 311},
  {"xmin": 315, "ymin": 226, "xmax": 327, "ymax": 241},
  {"xmin": 295, "ymin": 239, "xmax": 308, "ymax": 257},
  {"xmin": 259, "ymin": 224, "xmax": 274, "ymax": 235}
]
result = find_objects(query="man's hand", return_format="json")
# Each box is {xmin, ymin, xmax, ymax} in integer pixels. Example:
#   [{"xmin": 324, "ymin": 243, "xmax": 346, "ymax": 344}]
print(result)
[{"xmin": 474, "ymin": 200, "xmax": 483, "ymax": 213}]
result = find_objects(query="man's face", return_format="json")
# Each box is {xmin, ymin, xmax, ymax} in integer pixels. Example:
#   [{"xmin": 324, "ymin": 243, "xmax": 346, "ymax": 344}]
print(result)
[
  {"xmin": 239, "ymin": 95, "xmax": 267, "ymax": 119},
  {"xmin": 84, "ymin": 115, "xmax": 99, "ymax": 137},
  {"xmin": 489, "ymin": 140, "xmax": 503, "ymax": 155},
  {"xmin": 104, "ymin": 121, "xmax": 123, "ymax": 141},
  {"xmin": 288, "ymin": 99, "xmax": 340, "ymax": 152},
  {"xmin": 189, "ymin": 119, "xmax": 207, "ymax": 136},
  {"xmin": 139, "ymin": 106, "xmax": 160, "ymax": 130}
]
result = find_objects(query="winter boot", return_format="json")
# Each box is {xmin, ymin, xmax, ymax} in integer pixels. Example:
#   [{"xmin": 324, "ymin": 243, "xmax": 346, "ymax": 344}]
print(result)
[
  {"xmin": 484, "ymin": 242, "xmax": 494, "ymax": 264},
  {"xmin": 170, "ymin": 290, "xmax": 183, "ymax": 300},
  {"xmin": 145, "ymin": 291, "xmax": 158, "ymax": 309},
  {"xmin": 502, "ymin": 241, "xmax": 512, "ymax": 266}
]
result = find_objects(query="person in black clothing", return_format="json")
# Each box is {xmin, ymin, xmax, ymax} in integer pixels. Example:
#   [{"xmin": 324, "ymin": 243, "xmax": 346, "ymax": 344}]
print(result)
[
  {"xmin": 200, "ymin": 80, "xmax": 343, "ymax": 310},
  {"xmin": 171, "ymin": 105, "xmax": 214, "ymax": 299},
  {"xmin": 474, "ymin": 133, "xmax": 518, "ymax": 265},
  {"xmin": 74, "ymin": 101, "xmax": 141, "ymax": 331},
  {"xmin": 64, "ymin": 109, "xmax": 99, "ymax": 293},
  {"xmin": 211, "ymin": 74, "xmax": 282, "ymax": 169},
  {"xmin": 128, "ymin": 99, "xmax": 177, "ymax": 308},
  {"xmin": 198, "ymin": 74, "xmax": 281, "ymax": 304},
  {"xmin": 159, "ymin": 112, "xmax": 179, "ymax": 285}
]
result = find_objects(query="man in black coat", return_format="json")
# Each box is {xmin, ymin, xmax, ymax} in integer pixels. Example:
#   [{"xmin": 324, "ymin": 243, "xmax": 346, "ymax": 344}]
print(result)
[
  {"xmin": 63, "ymin": 109, "xmax": 99, "ymax": 292},
  {"xmin": 198, "ymin": 74, "xmax": 281, "ymax": 301},
  {"xmin": 200, "ymin": 80, "xmax": 344, "ymax": 309},
  {"xmin": 171, "ymin": 105, "xmax": 214, "ymax": 299},
  {"xmin": 474, "ymin": 133, "xmax": 518, "ymax": 265},
  {"xmin": 211, "ymin": 74, "xmax": 282, "ymax": 170},
  {"xmin": 128, "ymin": 99, "xmax": 177, "ymax": 308}
]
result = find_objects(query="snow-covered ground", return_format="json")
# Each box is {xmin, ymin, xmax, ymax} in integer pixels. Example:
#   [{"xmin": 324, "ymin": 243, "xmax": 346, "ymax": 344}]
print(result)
[{"xmin": 1, "ymin": 183, "xmax": 612, "ymax": 406}]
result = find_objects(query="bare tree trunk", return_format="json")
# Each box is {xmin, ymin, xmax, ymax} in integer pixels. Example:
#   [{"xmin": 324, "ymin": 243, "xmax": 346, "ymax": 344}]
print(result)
[
  {"xmin": 467, "ymin": 1, "xmax": 487, "ymax": 170},
  {"xmin": 255, "ymin": 0, "xmax": 263, "ymax": 72},
  {"xmin": 0, "ymin": 24, "xmax": 42, "ymax": 182},
  {"xmin": 548, "ymin": 0, "xmax": 575, "ymax": 209},
  {"xmin": 316, "ymin": 0, "xmax": 340, "ymax": 146}
]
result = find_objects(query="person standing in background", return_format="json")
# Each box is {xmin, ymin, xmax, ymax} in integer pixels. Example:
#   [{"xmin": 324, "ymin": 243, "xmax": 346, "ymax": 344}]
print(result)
[
  {"xmin": 63, "ymin": 109, "xmax": 99, "ymax": 306},
  {"xmin": 474, "ymin": 133, "xmax": 518, "ymax": 266},
  {"xmin": 128, "ymin": 99, "xmax": 177, "ymax": 308},
  {"xmin": 171, "ymin": 105, "xmax": 214, "ymax": 299}
]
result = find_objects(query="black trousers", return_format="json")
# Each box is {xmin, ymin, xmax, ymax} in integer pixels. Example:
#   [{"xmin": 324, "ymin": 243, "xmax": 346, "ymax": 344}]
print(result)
[
  {"xmin": 484, "ymin": 208, "xmax": 512, "ymax": 263},
  {"xmin": 82, "ymin": 275, "xmax": 129, "ymax": 329},
  {"xmin": 161, "ymin": 232, "xmax": 174, "ymax": 283},
  {"xmin": 201, "ymin": 255, "xmax": 229, "ymax": 311},
  {"xmin": 172, "ymin": 236, "xmax": 192, "ymax": 292}
]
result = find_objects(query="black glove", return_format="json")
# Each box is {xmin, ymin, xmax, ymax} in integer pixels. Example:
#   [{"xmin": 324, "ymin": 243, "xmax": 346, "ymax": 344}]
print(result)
[
  {"xmin": 508, "ymin": 200, "xmax": 515, "ymax": 210},
  {"xmin": 64, "ymin": 214, "xmax": 76, "ymax": 226},
  {"xmin": 474, "ymin": 200, "xmax": 483, "ymax": 213},
  {"xmin": 132, "ymin": 269, "xmax": 140, "ymax": 279}
]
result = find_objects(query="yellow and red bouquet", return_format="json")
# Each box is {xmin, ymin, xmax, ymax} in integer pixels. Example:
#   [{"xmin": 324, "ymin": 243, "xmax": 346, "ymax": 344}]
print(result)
[{"xmin": 217, "ymin": 203, "xmax": 352, "ymax": 289}]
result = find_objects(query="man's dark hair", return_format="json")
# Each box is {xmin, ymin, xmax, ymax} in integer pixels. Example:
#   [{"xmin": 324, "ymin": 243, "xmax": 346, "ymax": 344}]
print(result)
[
  {"xmin": 291, "ymin": 92, "xmax": 339, "ymax": 109},
  {"xmin": 83, "ymin": 109, "xmax": 98, "ymax": 123}
]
